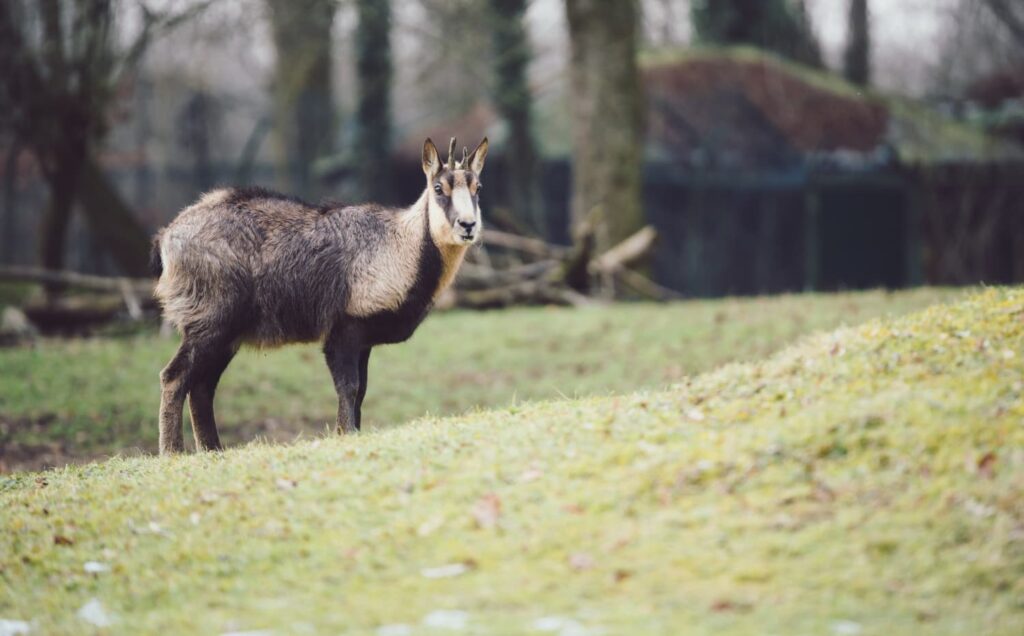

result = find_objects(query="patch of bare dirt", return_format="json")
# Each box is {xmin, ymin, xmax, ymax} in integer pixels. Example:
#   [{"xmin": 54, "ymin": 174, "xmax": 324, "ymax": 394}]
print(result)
[{"xmin": 0, "ymin": 416, "xmax": 329, "ymax": 474}]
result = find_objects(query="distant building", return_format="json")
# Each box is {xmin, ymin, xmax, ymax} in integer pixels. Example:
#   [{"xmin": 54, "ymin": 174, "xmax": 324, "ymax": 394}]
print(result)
[{"xmin": 394, "ymin": 47, "xmax": 1024, "ymax": 296}]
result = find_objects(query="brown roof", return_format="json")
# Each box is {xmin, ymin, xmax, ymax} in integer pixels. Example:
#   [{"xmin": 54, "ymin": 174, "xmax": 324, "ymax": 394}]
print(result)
[{"xmin": 644, "ymin": 53, "xmax": 889, "ymax": 169}]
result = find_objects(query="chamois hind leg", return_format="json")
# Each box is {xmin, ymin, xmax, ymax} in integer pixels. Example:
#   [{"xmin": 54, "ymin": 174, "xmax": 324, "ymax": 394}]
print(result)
[
  {"xmin": 187, "ymin": 342, "xmax": 238, "ymax": 451},
  {"xmin": 324, "ymin": 336, "xmax": 362, "ymax": 434},
  {"xmin": 355, "ymin": 348, "xmax": 371, "ymax": 431},
  {"xmin": 159, "ymin": 340, "xmax": 195, "ymax": 454}
]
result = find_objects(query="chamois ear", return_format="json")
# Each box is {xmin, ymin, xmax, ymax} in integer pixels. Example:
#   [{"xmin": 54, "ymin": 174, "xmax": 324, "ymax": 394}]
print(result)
[
  {"xmin": 422, "ymin": 138, "xmax": 442, "ymax": 178},
  {"xmin": 467, "ymin": 137, "xmax": 489, "ymax": 174}
]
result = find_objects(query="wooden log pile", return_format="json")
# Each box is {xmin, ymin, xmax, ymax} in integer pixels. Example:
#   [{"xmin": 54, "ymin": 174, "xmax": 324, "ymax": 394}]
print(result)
[
  {"xmin": 0, "ymin": 227, "xmax": 679, "ymax": 330},
  {"xmin": 444, "ymin": 226, "xmax": 680, "ymax": 309}
]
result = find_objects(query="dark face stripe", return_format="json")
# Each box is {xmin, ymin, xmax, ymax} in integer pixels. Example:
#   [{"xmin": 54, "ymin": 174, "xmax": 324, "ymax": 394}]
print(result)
[{"xmin": 434, "ymin": 170, "xmax": 481, "ymax": 225}]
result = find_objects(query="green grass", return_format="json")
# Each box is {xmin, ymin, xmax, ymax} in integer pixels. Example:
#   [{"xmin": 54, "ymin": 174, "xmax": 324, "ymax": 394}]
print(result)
[
  {"xmin": 0, "ymin": 289, "xmax": 960, "ymax": 467},
  {"xmin": 0, "ymin": 288, "xmax": 1020, "ymax": 634}
]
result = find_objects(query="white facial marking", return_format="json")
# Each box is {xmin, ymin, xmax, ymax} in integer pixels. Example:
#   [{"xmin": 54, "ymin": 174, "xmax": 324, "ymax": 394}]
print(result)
[{"xmin": 452, "ymin": 186, "xmax": 476, "ymax": 234}]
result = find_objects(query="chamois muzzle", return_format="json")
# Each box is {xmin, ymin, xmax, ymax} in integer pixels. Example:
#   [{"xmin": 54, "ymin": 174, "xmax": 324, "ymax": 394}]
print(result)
[{"xmin": 454, "ymin": 218, "xmax": 479, "ymax": 244}]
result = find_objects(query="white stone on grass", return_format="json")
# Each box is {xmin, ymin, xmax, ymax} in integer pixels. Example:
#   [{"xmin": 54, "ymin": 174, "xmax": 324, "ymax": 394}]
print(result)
[
  {"xmin": 83, "ymin": 561, "xmax": 109, "ymax": 574},
  {"xmin": 830, "ymin": 620, "xmax": 863, "ymax": 635},
  {"xmin": 420, "ymin": 563, "xmax": 469, "ymax": 579},
  {"xmin": 0, "ymin": 619, "xmax": 31, "ymax": 636},
  {"xmin": 422, "ymin": 610, "xmax": 469, "ymax": 630},
  {"xmin": 77, "ymin": 599, "xmax": 114, "ymax": 627}
]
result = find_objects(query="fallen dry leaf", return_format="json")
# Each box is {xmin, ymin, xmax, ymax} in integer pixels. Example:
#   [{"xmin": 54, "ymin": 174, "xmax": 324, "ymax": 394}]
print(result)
[
  {"xmin": 569, "ymin": 553, "xmax": 594, "ymax": 571},
  {"xmin": 977, "ymin": 452, "xmax": 997, "ymax": 479},
  {"xmin": 710, "ymin": 599, "xmax": 753, "ymax": 613},
  {"xmin": 471, "ymin": 494, "xmax": 501, "ymax": 530}
]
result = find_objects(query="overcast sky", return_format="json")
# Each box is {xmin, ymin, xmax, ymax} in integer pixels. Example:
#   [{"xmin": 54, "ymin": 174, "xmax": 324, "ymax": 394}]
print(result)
[{"xmin": 807, "ymin": 0, "xmax": 958, "ymax": 94}]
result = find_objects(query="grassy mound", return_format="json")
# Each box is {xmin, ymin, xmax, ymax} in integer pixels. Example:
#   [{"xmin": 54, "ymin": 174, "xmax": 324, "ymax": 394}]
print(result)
[
  {"xmin": 0, "ymin": 289, "xmax": 958, "ymax": 470},
  {"xmin": 1, "ymin": 289, "xmax": 1021, "ymax": 634}
]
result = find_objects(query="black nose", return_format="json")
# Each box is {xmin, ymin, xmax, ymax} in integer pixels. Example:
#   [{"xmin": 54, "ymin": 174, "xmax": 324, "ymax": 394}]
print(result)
[{"xmin": 458, "ymin": 220, "xmax": 476, "ymax": 231}]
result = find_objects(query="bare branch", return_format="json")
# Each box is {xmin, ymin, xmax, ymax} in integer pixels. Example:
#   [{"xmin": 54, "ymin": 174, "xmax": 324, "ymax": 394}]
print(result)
[
  {"xmin": 115, "ymin": 0, "xmax": 219, "ymax": 82},
  {"xmin": 982, "ymin": 0, "xmax": 1024, "ymax": 49}
]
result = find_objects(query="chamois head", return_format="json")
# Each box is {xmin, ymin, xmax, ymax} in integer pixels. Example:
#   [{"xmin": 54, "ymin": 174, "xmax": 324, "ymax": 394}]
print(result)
[{"xmin": 422, "ymin": 137, "xmax": 488, "ymax": 246}]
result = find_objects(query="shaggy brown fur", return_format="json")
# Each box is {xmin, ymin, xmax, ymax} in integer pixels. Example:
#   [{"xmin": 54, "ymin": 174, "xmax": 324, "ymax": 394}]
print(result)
[{"xmin": 152, "ymin": 138, "xmax": 487, "ymax": 453}]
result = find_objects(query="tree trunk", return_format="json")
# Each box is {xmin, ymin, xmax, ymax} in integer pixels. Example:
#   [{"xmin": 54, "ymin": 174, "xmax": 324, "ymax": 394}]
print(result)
[
  {"xmin": 266, "ymin": 0, "xmax": 337, "ymax": 196},
  {"xmin": 38, "ymin": 169, "xmax": 78, "ymax": 274},
  {"xmin": 37, "ymin": 143, "xmax": 85, "ymax": 296},
  {"xmin": 2, "ymin": 140, "xmax": 21, "ymax": 264},
  {"xmin": 843, "ymin": 0, "xmax": 871, "ymax": 86},
  {"xmin": 565, "ymin": 0, "xmax": 644, "ymax": 279},
  {"xmin": 691, "ymin": 0, "xmax": 823, "ymax": 68},
  {"xmin": 489, "ymin": 0, "xmax": 545, "ymax": 233},
  {"xmin": 355, "ymin": 0, "xmax": 393, "ymax": 202},
  {"xmin": 76, "ymin": 155, "xmax": 150, "ymax": 276},
  {"xmin": 981, "ymin": 0, "xmax": 1024, "ymax": 50}
]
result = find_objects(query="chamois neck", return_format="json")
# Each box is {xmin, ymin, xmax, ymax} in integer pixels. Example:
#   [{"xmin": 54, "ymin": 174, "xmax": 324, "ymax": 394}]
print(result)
[{"xmin": 407, "ymin": 183, "xmax": 469, "ymax": 300}]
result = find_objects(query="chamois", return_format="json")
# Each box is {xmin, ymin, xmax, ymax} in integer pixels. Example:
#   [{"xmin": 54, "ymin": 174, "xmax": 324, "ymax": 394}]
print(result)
[{"xmin": 151, "ymin": 137, "xmax": 487, "ymax": 454}]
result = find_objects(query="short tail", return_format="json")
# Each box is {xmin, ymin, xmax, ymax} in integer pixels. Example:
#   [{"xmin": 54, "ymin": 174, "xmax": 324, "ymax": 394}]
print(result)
[{"xmin": 149, "ymin": 234, "xmax": 163, "ymax": 278}]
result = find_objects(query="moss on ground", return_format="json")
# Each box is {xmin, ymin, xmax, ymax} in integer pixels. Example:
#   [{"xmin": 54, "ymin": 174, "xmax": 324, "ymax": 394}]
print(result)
[
  {"xmin": 0, "ymin": 289, "xmax": 959, "ymax": 468},
  {"xmin": 1, "ymin": 288, "xmax": 1021, "ymax": 634}
]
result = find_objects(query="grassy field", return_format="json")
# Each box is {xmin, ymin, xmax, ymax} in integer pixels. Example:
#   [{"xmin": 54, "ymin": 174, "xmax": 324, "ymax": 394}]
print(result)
[
  {"xmin": 0, "ymin": 288, "xmax": 961, "ymax": 470},
  {"xmin": 0, "ymin": 288, "xmax": 1020, "ymax": 634}
]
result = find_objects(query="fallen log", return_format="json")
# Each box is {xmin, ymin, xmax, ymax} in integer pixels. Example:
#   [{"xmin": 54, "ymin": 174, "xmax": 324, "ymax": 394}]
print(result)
[
  {"xmin": 482, "ymin": 230, "xmax": 569, "ymax": 258},
  {"xmin": 457, "ymin": 260, "xmax": 560, "ymax": 289},
  {"xmin": 0, "ymin": 266, "xmax": 156, "ymax": 330},
  {"xmin": 2, "ymin": 226, "xmax": 680, "ymax": 317},
  {"xmin": 22, "ymin": 295, "xmax": 128, "ymax": 334},
  {"xmin": 590, "ymin": 226, "xmax": 658, "ymax": 274},
  {"xmin": 613, "ymin": 267, "xmax": 684, "ymax": 301},
  {"xmin": 0, "ymin": 266, "xmax": 153, "ymax": 296}
]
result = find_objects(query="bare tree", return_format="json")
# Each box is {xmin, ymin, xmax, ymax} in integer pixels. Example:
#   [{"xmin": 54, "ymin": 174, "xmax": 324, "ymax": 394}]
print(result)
[
  {"xmin": 266, "ymin": 0, "xmax": 337, "ymax": 196},
  {"xmin": 0, "ymin": 0, "xmax": 203, "ymax": 279},
  {"xmin": 844, "ymin": 0, "xmax": 871, "ymax": 87},
  {"xmin": 355, "ymin": 0, "xmax": 393, "ymax": 202},
  {"xmin": 413, "ymin": 0, "xmax": 494, "ymax": 117},
  {"xmin": 564, "ymin": 0, "xmax": 645, "ymax": 290},
  {"xmin": 488, "ymin": 0, "xmax": 545, "ymax": 233}
]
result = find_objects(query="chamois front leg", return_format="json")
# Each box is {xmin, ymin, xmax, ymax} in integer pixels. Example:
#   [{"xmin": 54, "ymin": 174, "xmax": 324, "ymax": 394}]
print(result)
[
  {"xmin": 355, "ymin": 348, "xmax": 371, "ymax": 429},
  {"xmin": 324, "ymin": 337, "xmax": 362, "ymax": 434}
]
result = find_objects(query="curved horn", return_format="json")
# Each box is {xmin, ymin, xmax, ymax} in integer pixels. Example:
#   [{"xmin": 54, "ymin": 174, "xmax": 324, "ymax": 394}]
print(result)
[
  {"xmin": 461, "ymin": 146, "xmax": 468, "ymax": 169},
  {"xmin": 447, "ymin": 137, "xmax": 457, "ymax": 171}
]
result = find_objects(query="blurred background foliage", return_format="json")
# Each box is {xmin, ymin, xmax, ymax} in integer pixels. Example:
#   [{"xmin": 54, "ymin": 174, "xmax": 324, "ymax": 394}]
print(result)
[{"xmin": 0, "ymin": 0, "xmax": 1022, "ymax": 297}]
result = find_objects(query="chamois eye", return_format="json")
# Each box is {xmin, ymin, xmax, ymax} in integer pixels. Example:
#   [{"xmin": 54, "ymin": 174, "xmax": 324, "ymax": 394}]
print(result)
[
  {"xmin": 476, "ymin": 183, "xmax": 482, "ymax": 193},
  {"xmin": 433, "ymin": 184, "xmax": 442, "ymax": 194}
]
